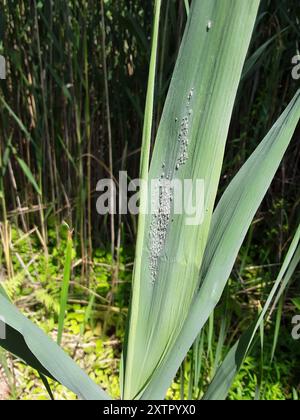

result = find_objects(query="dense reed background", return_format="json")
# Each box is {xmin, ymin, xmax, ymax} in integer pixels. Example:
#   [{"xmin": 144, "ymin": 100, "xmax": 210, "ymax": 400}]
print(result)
[{"xmin": 0, "ymin": 0, "xmax": 299, "ymax": 400}]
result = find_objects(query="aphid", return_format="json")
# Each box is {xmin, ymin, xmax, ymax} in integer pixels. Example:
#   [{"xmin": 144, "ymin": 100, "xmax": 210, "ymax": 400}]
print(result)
[
  {"xmin": 207, "ymin": 20, "xmax": 212, "ymax": 31},
  {"xmin": 188, "ymin": 90, "xmax": 194, "ymax": 101}
]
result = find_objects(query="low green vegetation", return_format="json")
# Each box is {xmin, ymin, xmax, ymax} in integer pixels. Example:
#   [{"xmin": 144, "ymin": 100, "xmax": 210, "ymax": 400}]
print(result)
[{"xmin": 0, "ymin": 225, "xmax": 299, "ymax": 400}]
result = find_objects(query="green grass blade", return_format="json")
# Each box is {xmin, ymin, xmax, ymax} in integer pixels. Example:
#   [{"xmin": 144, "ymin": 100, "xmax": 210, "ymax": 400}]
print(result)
[
  {"xmin": 122, "ymin": 0, "xmax": 162, "ymax": 397},
  {"xmin": 16, "ymin": 157, "xmax": 41, "ymax": 196},
  {"xmin": 203, "ymin": 223, "xmax": 300, "ymax": 400},
  {"xmin": 80, "ymin": 293, "xmax": 96, "ymax": 336},
  {"xmin": 213, "ymin": 314, "xmax": 227, "ymax": 377},
  {"xmin": 241, "ymin": 33, "xmax": 280, "ymax": 81},
  {"xmin": 184, "ymin": 0, "xmax": 190, "ymax": 16},
  {"xmin": 193, "ymin": 333, "xmax": 204, "ymax": 396},
  {"xmin": 57, "ymin": 228, "xmax": 73, "ymax": 346},
  {"xmin": 293, "ymin": 388, "xmax": 299, "ymax": 401},
  {"xmin": 0, "ymin": 97, "xmax": 32, "ymax": 142},
  {"xmin": 271, "ymin": 295, "xmax": 284, "ymax": 362}
]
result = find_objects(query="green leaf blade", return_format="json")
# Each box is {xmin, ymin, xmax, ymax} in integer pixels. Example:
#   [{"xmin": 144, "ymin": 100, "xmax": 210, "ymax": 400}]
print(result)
[
  {"xmin": 0, "ymin": 296, "xmax": 110, "ymax": 400},
  {"xmin": 140, "ymin": 90, "xmax": 300, "ymax": 400},
  {"xmin": 124, "ymin": 0, "xmax": 260, "ymax": 399}
]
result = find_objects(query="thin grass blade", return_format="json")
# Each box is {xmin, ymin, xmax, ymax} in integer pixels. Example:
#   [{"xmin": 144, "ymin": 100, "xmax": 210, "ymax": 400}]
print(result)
[
  {"xmin": 57, "ymin": 228, "xmax": 73, "ymax": 346},
  {"xmin": 203, "ymin": 223, "xmax": 300, "ymax": 400}
]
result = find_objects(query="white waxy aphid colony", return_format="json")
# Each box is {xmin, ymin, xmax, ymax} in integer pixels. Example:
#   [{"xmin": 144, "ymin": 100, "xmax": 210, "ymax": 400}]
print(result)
[
  {"xmin": 149, "ymin": 89, "xmax": 194, "ymax": 284},
  {"xmin": 149, "ymin": 178, "xmax": 173, "ymax": 283},
  {"xmin": 176, "ymin": 88, "xmax": 194, "ymax": 170}
]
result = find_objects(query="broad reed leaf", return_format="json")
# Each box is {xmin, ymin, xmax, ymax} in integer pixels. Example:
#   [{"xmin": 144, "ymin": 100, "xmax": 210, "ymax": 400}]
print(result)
[
  {"xmin": 124, "ymin": 0, "xmax": 260, "ymax": 399},
  {"xmin": 141, "ymin": 91, "xmax": 300, "ymax": 399},
  {"xmin": 0, "ymin": 295, "xmax": 110, "ymax": 400}
]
